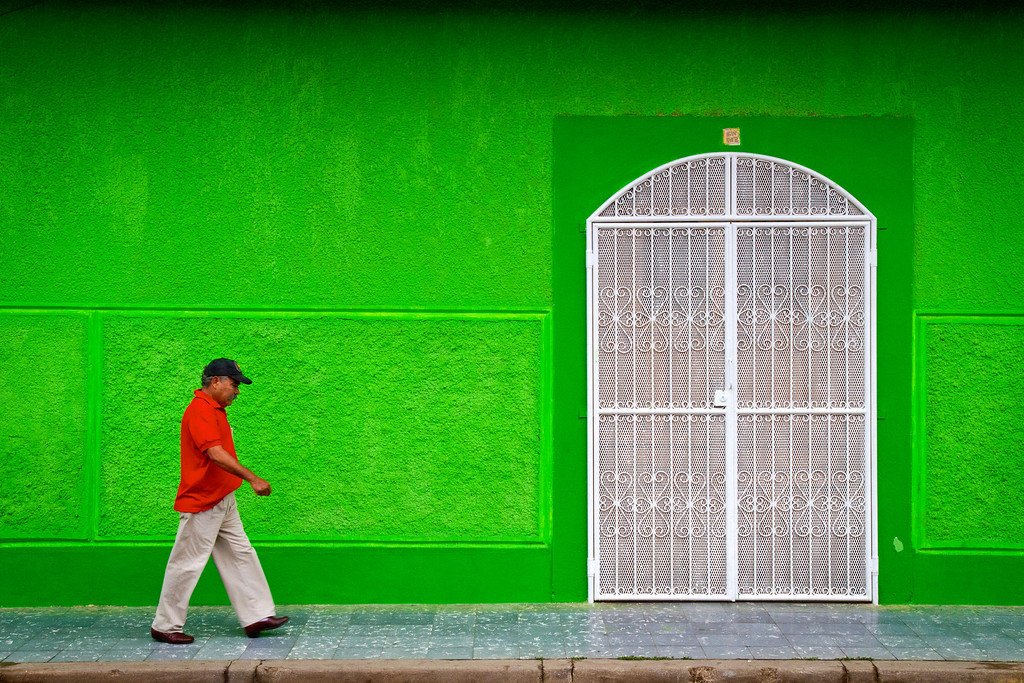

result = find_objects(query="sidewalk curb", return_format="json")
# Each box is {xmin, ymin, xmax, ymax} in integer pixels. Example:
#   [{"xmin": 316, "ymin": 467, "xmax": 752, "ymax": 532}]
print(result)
[{"xmin": 1, "ymin": 659, "xmax": 1023, "ymax": 682}]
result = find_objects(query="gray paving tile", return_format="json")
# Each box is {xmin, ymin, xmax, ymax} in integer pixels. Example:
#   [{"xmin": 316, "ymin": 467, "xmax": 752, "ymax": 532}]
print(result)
[
  {"xmin": 431, "ymin": 625, "xmax": 474, "ymax": 638},
  {"xmin": 146, "ymin": 648, "xmax": 198, "ymax": 660},
  {"xmin": 350, "ymin": 611, "xmax": 435, "ymax": 626},
  {"xmin": 392, "ymin": 624, "xmax": 434, "ymax": 638},
  {"xmin": 424, "ymin": 646, "xmax": 474, "ymax": 659},
  {"xmin": 474, "ymin": 632, "xmax": 519, "ymax": 644},
  {"xmin": 434, "ymin": 612, "xmax": 475, "ymax": 625},
  {"xmin": 791, "ymin": 645, "xmax": 846, "ymax": 659},
  {"xmin": 910, "ymin": 624, "xmax": 970, "ymax": 636},
  {"xmin": 977, "ymin": 650, "xmax": 1024, "ymax": 662},
  {"xmin": 338, "ymin": 634, "xmax": 392, "ymax": 648},
  {"xmin": 840, "ymin": 647, "xmax": 895, "ymax": 659},
  {"xmin": 701, "ymin": 646, "xmax": 753, "ymax": 659},
  {"xmin": 344, "ymin": 624, "xmax": 397, "ymax": 638},
  {"xmin": 285, "ymin": 648, "xmax": 338, "ymax": 660},
  {"xmin": 0, "ymin": 639, "xmax": 34, "ymax": 652},
  {"xmin": 697, "ymin": 634, "xmax": 787, "ymax": 647},
  {"xmin": 193, "ymin": 647, "xmax": 248, "ymax": 660},
  {"xmin": 648, "ymin": 622, "xmax": 696, "ymax": 635},
  {"xmin": 474, "ymin": 645, "xmax": 521, "ymax": 659},
  {"xmin": 604, "ymin": 624, "xmax": 651, "ymax": 635},
  {"xmin": 788, "ymin": 634, "xmax": 842, "ymax": 646},
  {"xmin": 889, "ymin": 648, "xmax": 944, "ymax": 660},
  {"xmin": 6, "ymin": 651, "xmax": 59, "ymax": 663},
  {"xmin": 875, "ymin": 635, "xmax": 931, "ymax": 648},
  {"xmin": 98, "ymin": 649, "xmax": 154, "ymax": 661},
  {"xmin": 334, "ymin": 647, "xmax": 383, "ymax": 659},
  {"xmin": 748, "ymin": 646, "xmax": 800, "ymax": 659},
  {"xmin": 237, "ymin": 648, "xmax": 291, "ymax": 660},
  {"xmin": 381, "ymin": 646, "xmax": 430, "ymax": 658},
  {"xmin": 600, "ymin": 643, "xmax": 662, "ymax": 657},
  {"xmin": 972, "ymin": 637, "xmax": 1022, "ymax": 650},
  {"xmin": 865, "ymin": 623, "xmax": 920, "ymax": 636},
  {"xmin": 112, "ymin": 637, "xmax": 160, "ymax": 649},
  {"xmin": 428, "ymin": 634, "xmax": 474, "ymax": 647},
  {"xmin": 656, "ymin": 646, "xmax": 705, "ymax": 659},
  {"xmin": 49, "ymin": 651, "xmax": 108, "ymax": 662},
  {"xmin": 694, "ymin": 622, "xmax": 783, "ymax": 636},
  {"xmin": 475, "ymin": 614, "xmax": 518, "ymax": 625},
  {"xmin": 653, "ymin": 633, "xmax": 701, "ymax": 646},
  {"xmin": 475, "ymin": 626, "xmax": 521, "ymax": 640},
  {"xmin": 604, "ymin": 634, "xmax": 655, "ymax": 647},
  {"xmin": 293, "ymin": 635, "xmax": 344, "ymax": 649},
  {"xmin": 246, "ymin": 636, "xmax": 297, "ymax": 648},
  {"xmin": 778, "ymin": 622, "xmax": 871, "ymax": 635},
  {"xmin": 937, "ymin": 648, "xmax": 988, "ymax": 661}
]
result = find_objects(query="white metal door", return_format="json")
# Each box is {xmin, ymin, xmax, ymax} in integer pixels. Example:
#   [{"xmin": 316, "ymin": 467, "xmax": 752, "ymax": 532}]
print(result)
[
  {"xmin": 588, "ymin": 154, "xmax": 875, "ymax": 601},
  {"xmin": 594, "ymin": 222, "xmax": 729, "ymax": 598}
]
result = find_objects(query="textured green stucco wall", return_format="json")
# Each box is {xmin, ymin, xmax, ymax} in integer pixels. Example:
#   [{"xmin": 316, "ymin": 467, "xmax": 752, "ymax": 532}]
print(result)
[
  {"xmin": 0, "ymin": 313, "xmax": 90, "ymax": 539},
  {"xmin": 918, "ymin": 318, "xmax": 1024, "ymax": 548},
  {"xmin": 2, "ymin": 2, "xmax": 1024, "ymax": 605},
  {"xmin": 98, "ymin": 314, "xmax": 543, "ymax": 541}
]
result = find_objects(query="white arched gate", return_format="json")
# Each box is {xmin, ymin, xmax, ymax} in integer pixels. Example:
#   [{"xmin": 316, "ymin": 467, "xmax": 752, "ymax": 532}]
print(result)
[{"xmin": 586, "ymin": 154, "xmax": 876, "ymax": 602}]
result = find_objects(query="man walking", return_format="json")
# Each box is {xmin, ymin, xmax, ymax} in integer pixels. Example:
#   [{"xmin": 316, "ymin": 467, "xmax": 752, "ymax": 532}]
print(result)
[{"xmin": 150, "ymin": 358, "xmax": 288, "ymax": 644}]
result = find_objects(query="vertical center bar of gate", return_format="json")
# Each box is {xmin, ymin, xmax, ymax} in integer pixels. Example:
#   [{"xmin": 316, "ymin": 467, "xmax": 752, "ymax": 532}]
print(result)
[{"xmin": 724, "ymin": 154, "xmax": 739, "ymax": 600}]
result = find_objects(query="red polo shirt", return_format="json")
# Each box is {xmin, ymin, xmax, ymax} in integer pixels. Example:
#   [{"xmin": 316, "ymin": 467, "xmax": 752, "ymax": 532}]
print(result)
[{"xmin": 175, "ymin": 389, "xmax": 243, "ymax": 512}]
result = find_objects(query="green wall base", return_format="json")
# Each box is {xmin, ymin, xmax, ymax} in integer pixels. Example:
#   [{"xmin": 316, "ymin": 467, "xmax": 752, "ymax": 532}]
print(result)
[{"xmin": 0, "ymin": 545, "xmax": 553, "ymax": 608}]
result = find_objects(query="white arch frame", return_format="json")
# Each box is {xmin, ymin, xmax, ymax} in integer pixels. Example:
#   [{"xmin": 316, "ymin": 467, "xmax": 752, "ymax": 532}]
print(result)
[{"xmin": 585, "ymin": 152, "xmax": 878, "ymax": 603}]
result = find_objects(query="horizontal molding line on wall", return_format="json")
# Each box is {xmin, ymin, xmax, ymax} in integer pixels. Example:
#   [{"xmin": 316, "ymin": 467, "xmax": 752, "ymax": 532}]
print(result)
[
  {"xmin": 0, "ymin": 305, "xmax": 551, "ymax": 318},
  {"xmin": 0, "ymin": 539, "xmax": 551, "ymax": 550},
  {"xmin": 917, "ymin": 546, "xmax": 1024, "ymax": 557},
  {"xmin": 914, "ymin": 310, "xmax": 1024, "ymax": 319}
]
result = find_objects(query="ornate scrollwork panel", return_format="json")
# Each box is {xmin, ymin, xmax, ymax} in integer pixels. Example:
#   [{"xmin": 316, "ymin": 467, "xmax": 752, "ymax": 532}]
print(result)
[
  {"xmin": 596, "ymin": 226, "xmax": 726, "ymax": 410},
  {"xmin": 598, "ymin": 414, "xmax": 728, "ymax": 596},
  {"xmin": 735, "ymin": 226, "xmax": 867, "ymax": 410},
  {"xmin": 599, "ymin": 157, "xmax": 728, "ymax": 218},
  {"xmin": 734, "ymin": 156, "xmax": 864, "ymax": 217},
  {"xmin": 736, "ymin": 414, "xmax": 867, "ymax": 597}
]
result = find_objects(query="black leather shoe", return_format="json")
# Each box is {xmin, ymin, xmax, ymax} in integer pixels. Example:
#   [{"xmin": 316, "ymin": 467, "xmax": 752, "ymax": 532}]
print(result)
[
  {"xmin": 244, "ymin": 615, "xmax": 290, "ymax": 638},
  {"xmin": 150, "ymin": 628, "xmax": 195, "ymax": 644}
]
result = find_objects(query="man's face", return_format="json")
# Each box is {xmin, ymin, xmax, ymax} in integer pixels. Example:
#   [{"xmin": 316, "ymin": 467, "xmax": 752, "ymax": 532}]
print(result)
[{"xmin": 209, "ymin": 376, "xmax": 240, "ymax": 407}]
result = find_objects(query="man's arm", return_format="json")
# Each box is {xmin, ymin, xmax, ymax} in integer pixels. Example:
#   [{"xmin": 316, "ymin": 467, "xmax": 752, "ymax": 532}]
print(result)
[{"xmin": 206, "ymin": 445, "xmax": 271, "ymax": 496}]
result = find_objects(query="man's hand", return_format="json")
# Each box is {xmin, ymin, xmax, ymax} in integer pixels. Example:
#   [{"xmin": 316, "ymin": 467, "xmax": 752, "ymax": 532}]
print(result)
[
  {"xmin": 206, "ymin": 445, "xmax": 272, "ymax": 497},
  {"xmin": 250, "ymin": 477, "xmax": 271, "ymax": 496}
]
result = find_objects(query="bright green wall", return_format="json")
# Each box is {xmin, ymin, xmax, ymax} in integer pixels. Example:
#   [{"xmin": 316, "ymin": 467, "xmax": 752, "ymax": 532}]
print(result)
[
  {"xmin": 0, "ymin": 313, "xmax": 90, "ymax": 540},
  {"xmin": 2, "ymin": 2, "xmax": 1023, "ymax": 606},
  {"xmin": 98, "ymin": 314, "xmax": 544, "ymax": 541},
  {"xmin": 916, "ymin": 317, "xmax": 1024, "ymax": 549}
]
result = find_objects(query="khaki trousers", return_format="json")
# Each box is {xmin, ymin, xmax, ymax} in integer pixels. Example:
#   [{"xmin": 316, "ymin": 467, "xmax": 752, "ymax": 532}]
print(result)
[{"xmin": 152, "ymin": 492, "xmax": 275, "ymax": 633}]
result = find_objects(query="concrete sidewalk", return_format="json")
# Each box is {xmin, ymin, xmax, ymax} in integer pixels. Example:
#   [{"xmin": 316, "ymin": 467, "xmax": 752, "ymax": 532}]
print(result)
[
  {"xmin": 2, "ymin": 602, "xmax": 1024, "ymax": 682},
  {"xmin": 3, "ymin": 659, "xmax": 1024, "ymax": 682},
  {"xmin": 4, "ymin": 603, "xmax": 1024, "ymax": 663}
]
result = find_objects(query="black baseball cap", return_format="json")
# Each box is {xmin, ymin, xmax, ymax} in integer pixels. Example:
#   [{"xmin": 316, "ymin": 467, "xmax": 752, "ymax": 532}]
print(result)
[{"xmin": 203, "ymin": 358, "xmax": 252, "ymax": 385}]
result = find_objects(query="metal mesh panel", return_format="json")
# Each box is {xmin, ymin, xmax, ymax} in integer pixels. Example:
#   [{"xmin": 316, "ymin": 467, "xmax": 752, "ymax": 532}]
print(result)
[
  {"xmin": 598, "ymin": 414, "xmax": 728, "ymax": 597},
  {"xmin": 596, "ymin": 226, "xmax": 726, "ymax": 410},
  {"xmin": 599, "ymin": 157, "xmax": 727, "ymax": 217},
  {"xmin": 736, "ymin": 414, "xmax": 867, "ymax": 597},
  {"xmin": 735, "ymin": 226, "xmax": 866, "ymax": 410},
  {"xmin": 735, "ymin": 156, "xmax": 863, "ymax": 217}
]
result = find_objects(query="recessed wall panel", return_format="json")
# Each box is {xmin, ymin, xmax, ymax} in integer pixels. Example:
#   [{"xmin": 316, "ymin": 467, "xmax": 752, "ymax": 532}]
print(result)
[
  {"xmin": 920, "ymin": 317, "xmax": 1024, "ymax": 549},
  {"xmin": 98, "ymin": 313, "xmax": 544, "ymax": 542},
  {"xmin": 0, "ymin": 312, "xmax": 89, "ymax": 540}
]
